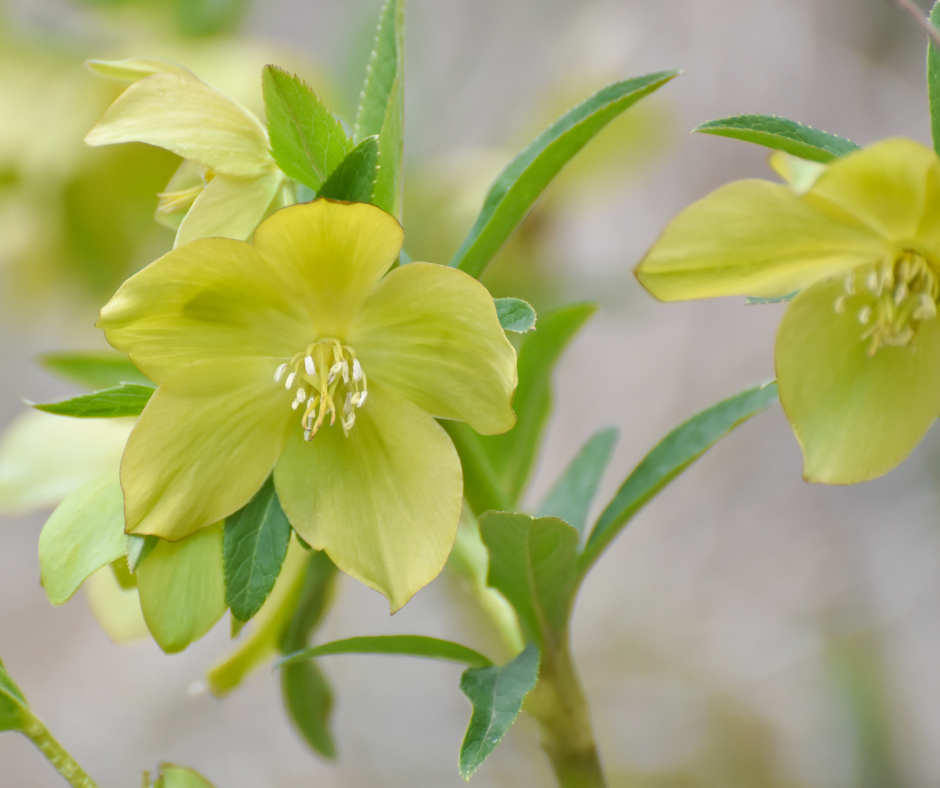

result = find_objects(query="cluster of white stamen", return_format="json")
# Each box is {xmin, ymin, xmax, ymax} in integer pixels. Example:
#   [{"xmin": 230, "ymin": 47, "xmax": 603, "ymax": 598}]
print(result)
[
  {"xmin": 832, "ymin": 251, "xmax": 940, "ymax": 355},
  {"xmin": 156, "ymin": 166, "xmax": 214, "ymax": 216},
  {"xmin": 273, "ymin": 338, "xmax": 368, "ymax": 440}
]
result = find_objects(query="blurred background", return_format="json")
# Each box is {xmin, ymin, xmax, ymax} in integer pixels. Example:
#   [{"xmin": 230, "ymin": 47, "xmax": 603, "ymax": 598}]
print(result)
[{"xmin": 2, "ymin": 0, "xmax": 940, "ymax": 785}]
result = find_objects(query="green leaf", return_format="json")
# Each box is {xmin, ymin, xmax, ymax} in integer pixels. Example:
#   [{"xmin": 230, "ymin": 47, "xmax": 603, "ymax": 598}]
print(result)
[
  {"xmin": 173, "ymin": 0, "xmax": 248, "ymax": 36},
  {"xmin": 154, "ymin": 763, "xmax": 217, "ymax": 788},
  {"xmin": 223, "ymin": 476, "xmax": 292, "ymax": 623},
  {"xmin": 127, "ymin": 534, "xmax": 158, "ymax": 573},
  {"xmin": 450, "ymin": 71, "xmax": 679, "ymax": 279},
  {"xmin": 439, "ymin": 421, "xmax": 512, "ymax": 515},
  {"xmin": 458, "ymin": 643, "xmax": 540, "ymax": 780},
  {"xmin": 316, "ymin": 135, "xmax": 379, "ymax": 203},
  {"xmin": 354, "ymin": 0, "xmax": 403, "ymax": 140},
  {"xmin": 476, "ymin": 303, "xmax": 596, "ymax": 507},
  {"xmin": 928, "ymin": 2, "xmax": 940, "ymax": 156},
  {"xmin": 536, "ymin": 428, "xmax": 617, "ymax": 541},
  {"xmin": 262, "ymin": 65, "xmax": 352, "ymax": 191},
  {"xmin": 38, "ymin": 473, "xmax": 127, "ymax": 605},
  {"xmin": 33, "ymin": 383, "xmax": 154, "ymax": 418},
  {"xmin": 280, "ymin": 635, "xmax": 493, "ymax": 669},
  {"xmin": 38, "ymin": 350, "xmax": 152, "ymax": 390},
  {"xmin": 746, "ymin": 292, "xmax": 797, "ymax": 305},
  {"xmin": 0, "ymin": 656, "xmax": 29, "ymax": 733},
  {"xmin": 694, "ymin": 115, "xmax": 860, "ymax": 163},
  {"xmin": 495, "ymin": 298, "xmax": 537, "ymax": 333},
  {"xmin": 279, "ymin": 550, "xmax": 339, "ymax": 759},
  {"xmin": 479, "ymin": 513, "xmax": 579, "ymax": 645},
  {"xmin": 581, "ymin": 382, "xmax": 779, "ymax": 572}
]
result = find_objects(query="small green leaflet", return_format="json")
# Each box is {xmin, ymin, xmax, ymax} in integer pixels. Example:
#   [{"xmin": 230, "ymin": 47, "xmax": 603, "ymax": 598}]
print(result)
[
  {"xmin": 280, "ymin": 635, "xmax": 493, "ymax": 669},
  {"xmin": 458, "ymin": 643, "xmax": 540, "ymax": 780},
  {"xmin": 33, "ymin": 383, "xmax": 154, "ymax": 418},
  {"xmin": 581, "ymin": 381, "xmax": 779, "ymax": 572},
  {"xmin": 746, "ymin": 292, "xmax": 797, "ymax": 305},
  {"xmin": 151, "ymin": 763, "xmax": 218, "ymax": 788},
  {"xmin": 0, "ymin": 656, "xmax": 29, "ymax": 733},
  {"xmin": 536, "ymin": 427, "xmax": 618, "ymax": 541},
  {"xmin": 479, "ymin": 513, "xmax": 579, "ymax": 645},
  {"xmin": 694, "ymin": 115, "xmax": 860, "ymax": 163},
  {"xmin": 494, "ymin": 298, "xmax": 537, "ymax": 333},
  {"xmin": 317, "ymin": 135, "xmax": 379, "ymax": 203},
  {"xmin": 263, "ymin": 65, "xmax": 352, "ymax": 191},
  {"xmin": 127, "ymin": 534, "xmax": 158, "ymax": 574},
  {"xmin": 38, "ymin": 473, "xmax": 126, "ymax": 605},
  {"xmin": 223, "ymin": 477, "xmax": 293, "ymax": 623},
  {"xmin": 280, "ymin": 550, "xmax": 339, "ymax": 759},
  {"xmin": 928, "ymin": 2, "xmax": 940, "ymax": 155},
  {"xmin": 450, "ymin": 70, "xmax": 679, "ymax": 279},
  {"xmin": 39, "ymin": 350, "xmax": 151, "ymax": 390}
]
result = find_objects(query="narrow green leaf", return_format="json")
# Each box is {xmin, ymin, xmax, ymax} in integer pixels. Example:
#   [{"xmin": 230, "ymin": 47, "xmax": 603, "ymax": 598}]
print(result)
[
  {"xmin": 33, "ymin": 383, "xmax": 154, "ymax": 418},
  {"xmin": 354, "ymin": 0, "xmax": 403, "ymax": 140},
  {"xmin": 223, "ymin": 476, "xmax": 293, "ymax": 623},
  {"xmin": 694, "ymin": 115, "xmax": 860, "ymax": 163},
  {"xmin": 0, "ymin": 657, "xmax": 29, "ymax": 733},
  {"xmin": 316, "ymin": 135, "xmax": 379, "ymax": 203},
  {"xmin": 458, "ymin": 643, "xmax": 540, "ymax": 780},
  {"xmin": 746, "ymin": 292, "xmax": 796, "ymax": 305},
  {"xmin": 451, "ymin": 71, "xmax": 679, "ymax": 279},
  {"xmin": 173, "ymin": 0, "xmax": 248, "ymax": 36},
  {"xmin": 280, "ymin": 550, "xmax": 339, "ymax": 759},
  {"xmin": 495, "ymin": 297, "xmax": 537, "ymax": 333},
  {"xmin": 581, "ymin": 382, "xmax": 779, "ymax": 572},
  {"xmin": 479, "ymin": 513, "xmax": 579, "ymax": 645},
  {"xmin": 155, "ymin": 763, "xmax": 217, "ymax": 788},
  {"xmin": 440, "ymin": 421, "xmax": 512, "ymax": 515},
  {"xmin": 354, "ymin": 0, "xmax": 405, "ymax": 216},
  {"xmin": 536, "ymin": 428, "xmax": 618, "ymax": 541},
  {"xmin": 38, "ymin": 350, "xmax": 152, "ymax": 390},
  {"xmin": 263, "ymin": 65, "xmax": 352, "ymax": 191},
  {"xmin": 928, "ymin": 2, "xmax": 940, "ymax": 156},
  {"xmin": 280, "ymin": 635, "xmax": 493, "ymax": 669},
  {"xmin": 476, "ymin": 303, "xmax": 596, "ymax": 507},
  {"xmin": 38, "ymin": 473, "xmax": 127, "ymax": 605},
  {"xmin": 127, "ymin": 534, "xmax": 158, "ymax": 574}
]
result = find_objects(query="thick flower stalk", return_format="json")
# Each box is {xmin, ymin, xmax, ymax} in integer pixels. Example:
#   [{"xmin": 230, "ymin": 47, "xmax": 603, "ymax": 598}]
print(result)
[
  {"xmin": 98, "ymin": 198, "xmax": 517, "ymax": 610},
  {"xmin": 84, "ymin": 58, "xmax": 287, "ymax": 246},
  {"xmin": 636, "ymin": 138, "xmax": 940, "ymax": 484}
]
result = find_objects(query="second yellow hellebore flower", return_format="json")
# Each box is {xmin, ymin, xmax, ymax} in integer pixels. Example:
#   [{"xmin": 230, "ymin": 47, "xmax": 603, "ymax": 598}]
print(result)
[
  {"xmin": 636, "ymin": 138, "xmax": 940, "ymax": 485},
  {"xmin": 98, "ymin": 199, "xmax": 517, "ymax": 610},
  {"xmin": 84, "ymin": 58, "xmax": 286, "ymax": 247}
]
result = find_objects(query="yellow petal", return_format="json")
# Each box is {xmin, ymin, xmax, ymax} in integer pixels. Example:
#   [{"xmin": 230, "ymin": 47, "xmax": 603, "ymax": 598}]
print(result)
[
  {"xmin": 85, "ymin": 58, "xmax": 191, "ymax": 83},
  {"xmin": 98, "ymin": 237, "xmax": 310, "ymax": 383},
  {"xmin": 807, "ymin": 138, "xmax": 940, "ymax": 249},
  {"xmin": 206, "ymin": 539, "xmax": 309, "ymax": 697},
  {"xmin": 251, "ymin": 200, "xmax": 403, "ymax": 337},
  {"xmin": 0, "ymin": 412, "xmax": 133, "ymax": 514},
  {"xmin": 84, "ymin": 567, "xmax": 149, "ymax": 644},
  {"xmin": 136, "ymin": 523, "xmax": 227, "ymax": 653},
  {"xmin": 174, "ymin": 172, "xmax": 282, "ymax": 247},
  {"xmin": 85, "ymin": 72, "xmax": 272, "ymax": 176},
  {"xmin": 274, "ymin": 382, "xmax": 462, "ymax": 612},
  {"xmin": 121, "ymin": 358, "xmax": 295, "ymax": 541},
  {"xmin": 776, "ymin": 277, "xmax": 940, "ymax": 483},
  {"xmin": 349, "ymin": 262, "xmax": 517, "ymax": 434},
  {"xmin": 38, "ymin": 472, "xmax": 126, "ymax": 605},
  {"xmin": 636, "ymin": 179, "xmax": 884, "ymax": 301}
]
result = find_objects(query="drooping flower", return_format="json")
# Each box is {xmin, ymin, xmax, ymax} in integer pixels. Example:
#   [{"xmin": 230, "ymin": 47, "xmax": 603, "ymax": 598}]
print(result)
[
  {"xmin": 636, "ymin": 138, "xmax": 940, "ymax": 484},
  {"xmin": 84, "ymin": 58, "xmax": 288, "ymax": 247},
  {"xmin": 99, "ymin": 198, "xmax": 517, "ymax": 610}
]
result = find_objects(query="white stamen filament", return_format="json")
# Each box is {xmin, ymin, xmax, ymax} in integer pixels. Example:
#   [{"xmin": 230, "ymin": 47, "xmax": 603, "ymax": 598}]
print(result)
[
  {"xmin": 285, "ymin": 371, "xmax": 296, "ymax": 389},
  {"xmin": 858, "ymin": 305, "xmax": 872, "ymax": 325},
  {"xmin": 304, "ymin": 355, "xmax": 315, "ymax": 375},
  {"xmin": 274, "ymin": 363, "xmax": 287, "ymax": 383},
  {"xmin": 352, "ymin": 358, "xmax": 362, "ymax": 382}
]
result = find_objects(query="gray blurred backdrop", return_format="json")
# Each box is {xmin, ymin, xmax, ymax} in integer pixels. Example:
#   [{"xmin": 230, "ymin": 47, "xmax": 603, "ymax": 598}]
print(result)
[{"xmin": 3, "ymin": 0, "xmax": 940, "ymax": 786}]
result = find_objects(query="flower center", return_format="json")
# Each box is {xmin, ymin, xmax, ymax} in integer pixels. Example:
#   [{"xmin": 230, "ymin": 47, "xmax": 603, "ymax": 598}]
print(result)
[
  {"xmin": 273, "ymin": 339, "xmax": 368, "ymax": 440},
  {"xmin": 834, "ymin": 251, "xmax": 939, "ymax": 356},
  {"xmin": 156, "ymin": 166, "xmax": 214, "ymax": 217}
]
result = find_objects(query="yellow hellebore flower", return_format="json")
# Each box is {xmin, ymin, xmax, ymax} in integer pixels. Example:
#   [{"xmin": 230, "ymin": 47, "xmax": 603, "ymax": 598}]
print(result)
[
  {"xmin": 84, "ymin": 58, "xmax": 286, "ymax": 247},
  {"xmin": 636, "ymin": 138, "xmax": 940, "ymax": 485},
  {"xmin": 98, "ymin": 199, "xmax": 517, "ymax": 610}
]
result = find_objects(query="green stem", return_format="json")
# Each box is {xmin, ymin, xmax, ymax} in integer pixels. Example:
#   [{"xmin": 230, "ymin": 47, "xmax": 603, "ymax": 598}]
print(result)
[
  {"xmin": 525, "ymin": 633, "xmax": 606, "ymax": 788},
  {"xmin": 21, "ymin": 712, "xmax": 99, "ymax": 788}
]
